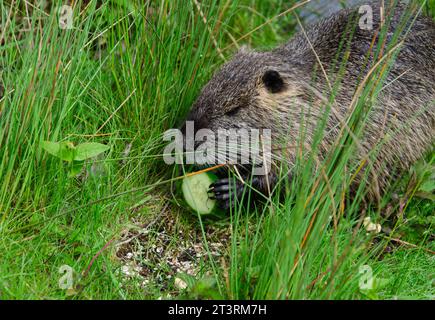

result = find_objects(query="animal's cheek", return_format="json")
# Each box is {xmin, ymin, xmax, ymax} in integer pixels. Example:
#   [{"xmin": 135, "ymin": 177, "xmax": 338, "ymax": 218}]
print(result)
[
  {"xmin": 204, "ymin": 120, "xmax": 220, "ymax": 132},
  {"xmin": 238, "ymin": 121, "xmax": 250, "ymax": 129}
]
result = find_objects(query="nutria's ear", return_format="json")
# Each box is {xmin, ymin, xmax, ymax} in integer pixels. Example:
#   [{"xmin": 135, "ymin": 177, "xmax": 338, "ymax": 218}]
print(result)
[{"xmin": 262, "ymin": 70, "xmax": 285, "ymax": 93}]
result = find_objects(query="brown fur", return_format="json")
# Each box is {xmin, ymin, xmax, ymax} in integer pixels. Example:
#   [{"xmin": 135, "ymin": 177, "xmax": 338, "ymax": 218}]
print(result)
[{"xmin": 183, "ymin": 1, "xmax": 435, "ymax": 203}]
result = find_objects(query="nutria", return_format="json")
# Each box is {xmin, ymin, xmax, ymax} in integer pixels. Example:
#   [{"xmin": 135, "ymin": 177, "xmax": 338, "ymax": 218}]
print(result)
[{"xmin": 181, "ymin": 1, "xmax": 435, "ymax": 210}]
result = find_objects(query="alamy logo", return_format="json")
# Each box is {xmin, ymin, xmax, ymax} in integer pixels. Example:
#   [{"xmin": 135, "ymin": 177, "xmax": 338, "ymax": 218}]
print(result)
[
  {"xmin": 163, "ymin": 121, "xmax": 272, "ymax": 176},
  {"xmin": 358, "ymin": 265, "xmax": 374, "ymax": 290},
  {"xmin": 359, "ymin": 5, "xmax": 374, "ymax": 30},
  {"xmin": 59, "ymin": 5, "xmax": 73, "ymax": 30},
  {"xmin": 58, "ymin": 264, "xmax": 74, "ymax": 290}
]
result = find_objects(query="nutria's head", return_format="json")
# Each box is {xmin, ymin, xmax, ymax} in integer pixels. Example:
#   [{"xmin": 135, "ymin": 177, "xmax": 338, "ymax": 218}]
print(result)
[{"xmin": 182, "ymin": 50, "xmax": 305, "ymax": 142}]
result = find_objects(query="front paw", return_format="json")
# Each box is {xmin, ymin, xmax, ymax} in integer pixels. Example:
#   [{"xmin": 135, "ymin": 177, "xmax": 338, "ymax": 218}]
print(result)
[{"xmin": 209, "ymin": 178, "xmax": 245, "ymax": 210}]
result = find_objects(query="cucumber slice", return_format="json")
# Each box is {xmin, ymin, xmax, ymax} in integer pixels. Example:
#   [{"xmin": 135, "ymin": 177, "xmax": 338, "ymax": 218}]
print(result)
[{"xmin": 181, "ymin": 172, "xmax": 218, "ymax": 215}]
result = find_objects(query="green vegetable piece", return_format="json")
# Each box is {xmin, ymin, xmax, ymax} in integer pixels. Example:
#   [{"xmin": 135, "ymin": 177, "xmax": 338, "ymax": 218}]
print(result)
[{"xmin": 181, "ymin": 172, "xmax": 218, "ymax": 215}]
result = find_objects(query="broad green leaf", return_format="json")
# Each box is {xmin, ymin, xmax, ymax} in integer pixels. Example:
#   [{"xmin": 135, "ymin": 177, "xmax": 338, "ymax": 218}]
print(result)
[
  {"xmin": 68, "ymin": 160, "xmax": 84, "ymax": 177},
  {"xmin": 419, "ymin": 177, "xmax": 435, "ymax": 193},
  {"xmin": 74, "ymin": 142, "xmax": 110, "ymax": 161},
  {"xmin": 41, "ymin": 141, "xmax": 76, "ymax": 162},
  {"xmin": 41, "ymin": 141, "xmax": 60, "ymax": 156}
]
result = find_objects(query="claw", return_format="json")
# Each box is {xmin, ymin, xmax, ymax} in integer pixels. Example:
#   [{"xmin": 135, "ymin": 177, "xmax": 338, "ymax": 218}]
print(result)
[
  {"xmin": 213, "ymin": 183, "xmax": 230, "ymax": 193},
  {"xmin": 215, "ymin": 192, "xmax": 231, "ymax": 201},
  {"xmin": 208, "ymin": 176, "xmax": 246, "ymax": 210},
  {"xmin": 211, "ymin": 178, "xmax": 229, "ymax": 187}
]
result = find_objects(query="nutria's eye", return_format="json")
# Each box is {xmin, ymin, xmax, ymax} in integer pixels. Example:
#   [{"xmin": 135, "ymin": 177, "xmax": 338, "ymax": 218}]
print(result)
[
  {"xmin": 225, "ymin": 106, "xmax": 242, "ymax": 116},
  {"xmin": 262, "ymin": 70, "xmax": 285, "ymax": 93}
]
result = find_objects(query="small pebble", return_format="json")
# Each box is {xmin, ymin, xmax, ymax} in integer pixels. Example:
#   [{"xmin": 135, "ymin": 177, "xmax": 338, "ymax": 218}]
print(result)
[{"xmin": 174, "ymin": 277, "xmax": 188, "ymax": 290}]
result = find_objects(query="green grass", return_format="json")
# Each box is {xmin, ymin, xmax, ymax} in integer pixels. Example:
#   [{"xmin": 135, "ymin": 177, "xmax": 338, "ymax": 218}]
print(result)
[{"xmin": 0, "ymin": 0, "xmax": 433, "ymax": 300}]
